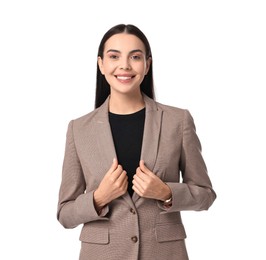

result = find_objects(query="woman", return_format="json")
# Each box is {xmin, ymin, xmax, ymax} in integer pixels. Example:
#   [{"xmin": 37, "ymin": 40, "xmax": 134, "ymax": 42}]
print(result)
[{"xmin": 57, "ymin": 24, "xmax": 216, "ymax": 260}]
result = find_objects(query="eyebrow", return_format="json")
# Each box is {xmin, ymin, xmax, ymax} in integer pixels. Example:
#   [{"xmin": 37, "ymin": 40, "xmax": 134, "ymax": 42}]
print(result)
[{"xmin": 106, "ymin": 49, "xmax": 144, "ymax": 54}]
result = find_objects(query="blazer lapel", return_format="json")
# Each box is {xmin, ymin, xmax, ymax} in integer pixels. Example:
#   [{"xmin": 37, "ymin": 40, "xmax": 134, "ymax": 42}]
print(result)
[
  {"xmin": 93, "ymin": 98, "xmax": 117, "ymax": 179},
  {"xmin": 132, "ymin": 95, "xmax": 163, "ymax": 203}
]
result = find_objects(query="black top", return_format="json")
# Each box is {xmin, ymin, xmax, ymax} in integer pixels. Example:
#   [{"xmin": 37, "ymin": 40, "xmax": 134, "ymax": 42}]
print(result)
[{"xmin": 109, "ymin": 108, "xmax": 145, "ymax": 197}]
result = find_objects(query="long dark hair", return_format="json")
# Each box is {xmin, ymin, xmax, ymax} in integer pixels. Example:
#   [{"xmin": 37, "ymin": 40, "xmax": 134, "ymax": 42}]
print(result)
[{"xmin": 95, "ymin": 24, "xmax": 155, "ymax": 108}]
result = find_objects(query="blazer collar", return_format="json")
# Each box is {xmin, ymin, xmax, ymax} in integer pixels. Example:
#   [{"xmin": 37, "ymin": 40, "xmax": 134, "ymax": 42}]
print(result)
[{"xmin": 94, "ymin": 93, "xmax": 163, "ymax": 206}]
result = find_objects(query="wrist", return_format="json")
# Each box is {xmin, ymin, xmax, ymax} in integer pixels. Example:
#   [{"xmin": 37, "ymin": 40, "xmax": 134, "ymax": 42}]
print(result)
[
  {"xmin": 162, "ymin": 183, "xmax": 172, "ymax": 207},
  {"xmin": 93, "ymin": 190, "xmax": 106, "ymax": 213},
  {"xmin": 161, "ymin": 183, "xmax": 172, "ymax": 201}
]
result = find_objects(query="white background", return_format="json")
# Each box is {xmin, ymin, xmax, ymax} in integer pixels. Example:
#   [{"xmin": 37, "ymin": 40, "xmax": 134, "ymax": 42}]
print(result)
[{"xmin": 1, "ymin": 0, "xmax": 265, "ymax": 259}]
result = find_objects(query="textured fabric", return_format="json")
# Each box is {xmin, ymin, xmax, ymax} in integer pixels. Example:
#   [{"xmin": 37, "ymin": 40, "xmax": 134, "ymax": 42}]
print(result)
[
  {"xmin": 109, "ymin": 108, "xmax": 145, "ymax": 196},
  {"xmin": 57, "ymin": 94, "xmax": 216, "ymax": 260}
]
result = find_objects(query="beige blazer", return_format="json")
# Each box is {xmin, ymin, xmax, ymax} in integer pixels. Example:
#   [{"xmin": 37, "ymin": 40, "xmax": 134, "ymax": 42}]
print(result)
[{"xmin": 57, "ymin": 94, "xmax": 216, "ymax": 260}]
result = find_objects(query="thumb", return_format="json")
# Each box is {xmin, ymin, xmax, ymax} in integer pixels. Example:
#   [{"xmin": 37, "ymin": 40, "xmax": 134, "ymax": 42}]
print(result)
[
  {"xmin": 139, "ymin": 160, "xmax": 153, "ymax": 176},
  {"xmin": 109, "ymin": 157, "xmax": 118, "ymax": 172},
  {"xmin": 139, "ymin": 160, "xmax": 148, "ymax": 172}
]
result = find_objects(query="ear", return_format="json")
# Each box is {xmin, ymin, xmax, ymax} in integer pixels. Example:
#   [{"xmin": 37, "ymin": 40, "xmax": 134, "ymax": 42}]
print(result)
[
  {"xmin": 145, "ymin": 57, "xmax": 152, "ymax": 75},
  {"xmin": 97, "ymin": 56, "xmax": 105, "ymax": 75}
]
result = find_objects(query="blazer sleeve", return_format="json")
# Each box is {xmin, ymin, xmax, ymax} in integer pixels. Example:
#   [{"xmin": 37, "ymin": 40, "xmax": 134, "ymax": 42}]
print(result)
[
  {"xmin": 159, "ymin": 110, "xmax": 216, "ymax": 213},
  {"xmin": 57, "ymin": 120, "xmax": 109, "ymax": 229}
]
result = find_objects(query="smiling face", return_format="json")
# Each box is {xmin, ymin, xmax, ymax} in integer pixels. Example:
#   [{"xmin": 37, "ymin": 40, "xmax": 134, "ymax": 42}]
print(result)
[{"xmin": 98, "ymin": 33, "xmax": 151, "ymax": 97}]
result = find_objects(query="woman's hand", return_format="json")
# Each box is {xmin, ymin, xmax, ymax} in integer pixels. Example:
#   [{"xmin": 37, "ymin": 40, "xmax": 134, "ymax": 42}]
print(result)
[
  {"xmin": 94, "ymin": 158, "xmax": 128, "ymax": 212},
  {"xmin": 132, "ymin": 160, "xmax": 172, "ymax": 201}
]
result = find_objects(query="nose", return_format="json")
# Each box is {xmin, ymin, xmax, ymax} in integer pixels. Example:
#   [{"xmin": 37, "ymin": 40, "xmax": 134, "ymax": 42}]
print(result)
[{"xmin": 120, "ymin": 58, "xmax": 131, "ymax": 70}]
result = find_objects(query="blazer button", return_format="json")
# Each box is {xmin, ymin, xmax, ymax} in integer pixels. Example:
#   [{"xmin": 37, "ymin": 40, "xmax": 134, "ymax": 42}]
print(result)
[
  {"xmin": 130, "ymin": 208, "xmax": 136, "ymax": 214},
  {"xmin": 131, "ymin": 236, "xmax": 138, "ymax": 243}
]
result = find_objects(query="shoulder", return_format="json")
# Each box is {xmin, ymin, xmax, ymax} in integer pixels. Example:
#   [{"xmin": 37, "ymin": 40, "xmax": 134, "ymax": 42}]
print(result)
[
  {"xmin": 144, "ymin": 94, "xmax": 187, "ymax": 114},
  {"xmin": 143, "ymin": 94, "xmax": 194, "ymax": 122},
  {"xmin": 152, "ymin": 102, "xmax": 198, "ymax": 137},
  {"xmin": 159, "ymin": 101, "xmax": 194, "ymax": 125},
  {"xmin": 156, "ymin": 101, "xmax": 186, "ymax": 114},
  {"xmin": 65, "ymin": 106, "xmax": 104, "ymax": 135},
  {"xmin": 68, "ymin": 97, "xmax": 109, "ymax": 129},
  {"xmin": 74, "ymin": 108, "xmax": 100, "ymax": 123},
  {"xmin": 154, "ymin": 99, "xmax": 193, "ymax": 120}
]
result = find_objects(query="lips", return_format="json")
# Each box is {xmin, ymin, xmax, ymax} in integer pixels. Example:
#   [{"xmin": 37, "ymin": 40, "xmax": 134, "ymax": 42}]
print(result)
[
  {"xmin": 116, "ymin": 76, "xmax": 133, "ymax": 80},
  {"xmin": 115, "ymin": 74, "xmax": 135, "ymax": 83},
  {"xmin": 116, "ymin": 74, "xmax": 135, "ymax": 79}
]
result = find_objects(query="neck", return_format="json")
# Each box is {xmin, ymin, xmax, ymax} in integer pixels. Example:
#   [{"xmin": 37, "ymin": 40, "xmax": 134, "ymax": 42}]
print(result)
[{"xmin": 109, "ymin": 92, "xmax": 145, "ymax": 114}]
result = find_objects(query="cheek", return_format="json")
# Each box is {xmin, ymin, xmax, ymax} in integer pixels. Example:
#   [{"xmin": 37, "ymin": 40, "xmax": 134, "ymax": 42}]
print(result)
[
  {"xmin": 135, "ymin": 63, "xmax": 147, "ymax": 74},
  {"xmin": 104, "ymin": 63, "xmax": 117, "ymax": 74}
]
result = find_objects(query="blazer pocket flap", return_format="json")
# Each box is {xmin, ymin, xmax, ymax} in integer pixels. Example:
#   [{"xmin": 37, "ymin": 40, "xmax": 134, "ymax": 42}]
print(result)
[
  {"xmin": 155, "ymin": 223, "xmax": 186, "ymax": 242},
  {"xmin": 79, "ymin": 226, "xmax": 109, "ymax": 245}
]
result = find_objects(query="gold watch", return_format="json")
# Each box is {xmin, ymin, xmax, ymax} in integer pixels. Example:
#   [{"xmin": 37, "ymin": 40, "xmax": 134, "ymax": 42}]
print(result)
[{"xmin": 164, "ymin": 196, "xmax": 172, "ymax": 205}]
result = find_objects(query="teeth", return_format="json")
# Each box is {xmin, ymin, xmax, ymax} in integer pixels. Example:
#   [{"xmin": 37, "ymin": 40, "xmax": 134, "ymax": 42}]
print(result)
[{"xmin": 117, "ymin": 76, "xmax": 131, "ymax": 80}]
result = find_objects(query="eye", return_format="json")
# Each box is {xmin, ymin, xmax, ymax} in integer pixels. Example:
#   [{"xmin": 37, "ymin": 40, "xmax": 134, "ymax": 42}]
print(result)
[
  {"xmin": 131, "ymin": 55, "xmax": 142, "ymax": 60},
  {"xmin": 109, "ymin": 54, "xmax": 119, "ymax": 60}
]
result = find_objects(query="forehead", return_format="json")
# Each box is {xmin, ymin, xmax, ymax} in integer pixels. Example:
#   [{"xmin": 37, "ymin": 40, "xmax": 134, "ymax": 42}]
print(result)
[{"xmin": 104, "ymin": 33, "xmax": 146, "ymax": 53}]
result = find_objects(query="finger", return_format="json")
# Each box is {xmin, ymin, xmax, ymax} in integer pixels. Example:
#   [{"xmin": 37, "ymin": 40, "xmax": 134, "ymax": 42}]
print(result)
[
  {"xmin": 112, "ymin": 165, "xmax": 124, "ymax": 180},
  {"xmin": 115, "ymin": 171, "xmax": 128, "ymax": 193},
  {"xmin": 132, "ymin": 175, "xmax": 145, "ymax": 192},
  {"xmin": 121, "ymin": 173, "xmax": 128, "ymax": 190},
  {"xmin": 107, "ymin": 158, "xmax": 118, "ymax": 175},
  {"xmin": 139, "ymin": 160, "xmax": 148, "ymax": 173},
  {"xmin": 135, "ymin": 167, "xmax": 149, "ymax": 182},
  {"xmin": 139, "ymin": 160, "xmax": 153, "ymax": 176},
  {"xmin": 133, "ymin": 173, "xmax": 145, "ymax": 186},
  {"xmin": 117, "ymin": 170, "xmax": 128, "ymax": 182},
  {"xmin": 132, "ymin": 182, "xmax": 143, "ymax": 196}
]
